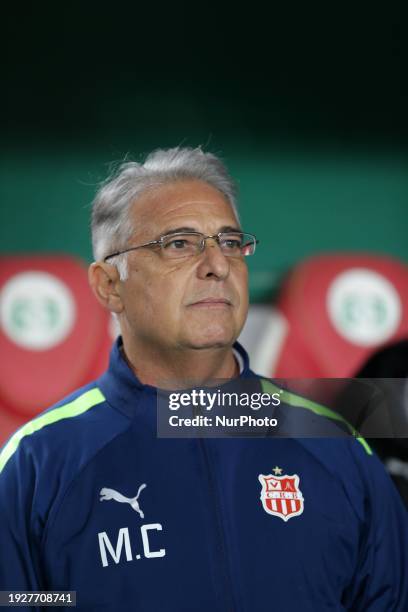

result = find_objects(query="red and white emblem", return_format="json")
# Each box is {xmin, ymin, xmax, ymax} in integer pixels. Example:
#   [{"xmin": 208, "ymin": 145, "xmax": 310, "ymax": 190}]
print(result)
[{"xmin": 258, "ymin": 473, "xmax": 304, "ymax": 521}]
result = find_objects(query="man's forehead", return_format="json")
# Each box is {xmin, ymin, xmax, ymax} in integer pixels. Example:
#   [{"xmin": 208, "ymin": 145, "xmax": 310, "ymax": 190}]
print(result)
[{"xmin": 131, "ymin": 180, "xmax": 238, "ymax": 234}]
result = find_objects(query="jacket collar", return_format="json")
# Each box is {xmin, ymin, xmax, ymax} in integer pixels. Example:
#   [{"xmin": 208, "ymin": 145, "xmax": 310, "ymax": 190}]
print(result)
[{"xmin": 98, "ymin": 337, "xmax": 253, "ymax": 420}]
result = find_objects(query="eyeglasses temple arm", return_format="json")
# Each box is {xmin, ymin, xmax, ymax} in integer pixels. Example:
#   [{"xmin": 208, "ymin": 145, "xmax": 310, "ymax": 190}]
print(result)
[{"xmin": 103, "ymin": 240, "xmax": 161, "ymax": 262}]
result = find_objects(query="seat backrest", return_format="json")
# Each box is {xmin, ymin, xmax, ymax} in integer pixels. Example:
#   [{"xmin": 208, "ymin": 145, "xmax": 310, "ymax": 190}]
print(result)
[
  {"xmin": 274, "ymin": 254, "xmax": 408, "ymax": 377},
  {"xmin": 0, "ymin": 255, "xmax": 113, "ymax": 432}
]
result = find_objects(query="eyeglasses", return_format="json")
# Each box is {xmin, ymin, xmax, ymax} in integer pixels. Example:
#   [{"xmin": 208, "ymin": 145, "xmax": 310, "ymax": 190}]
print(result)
[{"xmin": 103, "ymin": 231, "xmax": 258, "ymax": 262}]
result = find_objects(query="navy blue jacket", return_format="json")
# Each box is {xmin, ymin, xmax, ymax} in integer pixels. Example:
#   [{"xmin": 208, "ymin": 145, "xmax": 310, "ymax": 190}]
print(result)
[{"xmin": 0, "ymin": 339, "xmax": 407, "ymax": 611}]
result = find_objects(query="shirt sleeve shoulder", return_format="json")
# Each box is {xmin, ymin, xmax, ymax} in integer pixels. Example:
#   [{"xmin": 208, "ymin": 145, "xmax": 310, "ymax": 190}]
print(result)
[
  {"xmin": 343, "ymin": 438, "xmax": 408, "ymax": 610},
  {"xmin": 0, "ymin": 384, "xmax": 127, "ymax": 593},
  {"xmin": 0, "ymin": 437, "xmax": 44, "ymax": 591}
]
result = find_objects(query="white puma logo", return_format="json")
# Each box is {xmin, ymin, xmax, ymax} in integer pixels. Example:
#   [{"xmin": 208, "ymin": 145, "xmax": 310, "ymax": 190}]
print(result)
[{"xmin": 99, "ymin": 484, "xmax": 147, "ymax": 519}]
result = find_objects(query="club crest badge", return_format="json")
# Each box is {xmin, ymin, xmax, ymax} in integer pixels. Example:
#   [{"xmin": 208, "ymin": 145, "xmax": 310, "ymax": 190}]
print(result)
[{"xmin": 258, "ymin": 472, "xmax": 304, "ymax": 521}]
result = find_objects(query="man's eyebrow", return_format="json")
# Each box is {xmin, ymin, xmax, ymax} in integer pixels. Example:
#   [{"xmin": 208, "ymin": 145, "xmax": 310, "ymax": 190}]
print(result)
[
  {"xmin": 160, "ymin": 225, "xmax": 242, "ymax": 236},
  {"xmin": 219, "ymin": 225, "xmax": 242, "ymax": 233},
  {"xmin": 160, "ymin": 227, "xmax": 199, "ymax": 236}
]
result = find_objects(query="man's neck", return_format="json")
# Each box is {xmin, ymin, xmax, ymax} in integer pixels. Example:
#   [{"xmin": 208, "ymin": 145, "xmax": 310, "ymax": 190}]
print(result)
[{"xmin": 121, "ymin": 339, "xmax": 239, "ymax": 388}]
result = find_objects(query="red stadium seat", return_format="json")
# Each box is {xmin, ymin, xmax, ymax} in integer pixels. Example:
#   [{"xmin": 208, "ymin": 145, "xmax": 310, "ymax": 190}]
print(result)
[
  {"xmin": 0, "ymin": 255, "xmax": 113, "ymax": 446},
  {"xmin": 274, "ymin": 254, "xmax": 408, "ymax": 378},
  {"xmin": 240, "ymin": 254, "xmax": 408, "ymax": 383}
]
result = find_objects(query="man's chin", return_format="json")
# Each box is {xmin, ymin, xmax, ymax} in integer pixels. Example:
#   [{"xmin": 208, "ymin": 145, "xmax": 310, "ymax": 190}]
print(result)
[
  {"xmin": 179, "ymin": 315, "xmax": 244, "ymax": 351},
  {"xmin": 182, "ymin": 330, "xmax": 237, "ymax": 351},
  {"xmin": 188, "ymin": 341, "xmax": 233, "ymax": 351}
]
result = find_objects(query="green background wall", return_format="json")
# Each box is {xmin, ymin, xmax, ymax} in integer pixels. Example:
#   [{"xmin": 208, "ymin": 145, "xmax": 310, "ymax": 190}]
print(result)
[{"xmin": 1, "ymin": 150, "xmax": 407, "ymax": 302}]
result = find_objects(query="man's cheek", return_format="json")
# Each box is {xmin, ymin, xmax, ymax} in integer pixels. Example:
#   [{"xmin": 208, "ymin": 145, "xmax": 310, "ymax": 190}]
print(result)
[{"xmin": 162, "ymin": 261, "xmax": 189, "ymax": 276}]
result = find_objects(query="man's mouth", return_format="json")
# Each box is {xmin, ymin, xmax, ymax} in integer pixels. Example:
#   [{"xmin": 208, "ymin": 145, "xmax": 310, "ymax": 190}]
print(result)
[{"xmin": 188, "ymin": 298, "xmax": 232, "ymax": 308}]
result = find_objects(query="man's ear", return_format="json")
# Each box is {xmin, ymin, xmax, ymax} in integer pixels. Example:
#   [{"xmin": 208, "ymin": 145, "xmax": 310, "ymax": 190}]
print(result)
[{"xmin": 88, "ymin": 262, "xmax": 124, "ymax": 314}]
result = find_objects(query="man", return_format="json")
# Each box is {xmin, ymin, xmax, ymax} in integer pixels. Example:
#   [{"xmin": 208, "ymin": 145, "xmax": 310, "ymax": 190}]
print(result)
[{"xmin": 0, "ymin": 147, "xmax": 407, "ymax": 611}]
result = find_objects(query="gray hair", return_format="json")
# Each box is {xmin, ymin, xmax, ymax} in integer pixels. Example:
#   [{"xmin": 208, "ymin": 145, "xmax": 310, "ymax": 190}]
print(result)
[{"xmin": 91, "ymin": 146, "xmax": 239, "ymax": 280}]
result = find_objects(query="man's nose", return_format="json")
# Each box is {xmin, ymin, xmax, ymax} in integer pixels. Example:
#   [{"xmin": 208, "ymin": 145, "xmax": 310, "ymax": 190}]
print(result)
[{"xmin": 196, "ymin": 238, "xmax": 230, "ymax": 280}]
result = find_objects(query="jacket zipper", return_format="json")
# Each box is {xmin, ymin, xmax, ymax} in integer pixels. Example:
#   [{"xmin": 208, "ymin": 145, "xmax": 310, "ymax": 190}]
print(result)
[{"xmin": 198, "ymin": 437, "xmax": 237, "ymax": 612}]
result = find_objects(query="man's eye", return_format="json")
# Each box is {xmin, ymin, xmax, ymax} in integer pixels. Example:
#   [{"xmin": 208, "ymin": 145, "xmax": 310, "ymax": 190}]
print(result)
[
  {"xmin": 223, "ymin": 239, "xmax": 242, "ymax": 249},
  {"xmin": 166, "ymin": 239, "xmax": 189, "ymax": 249}
]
